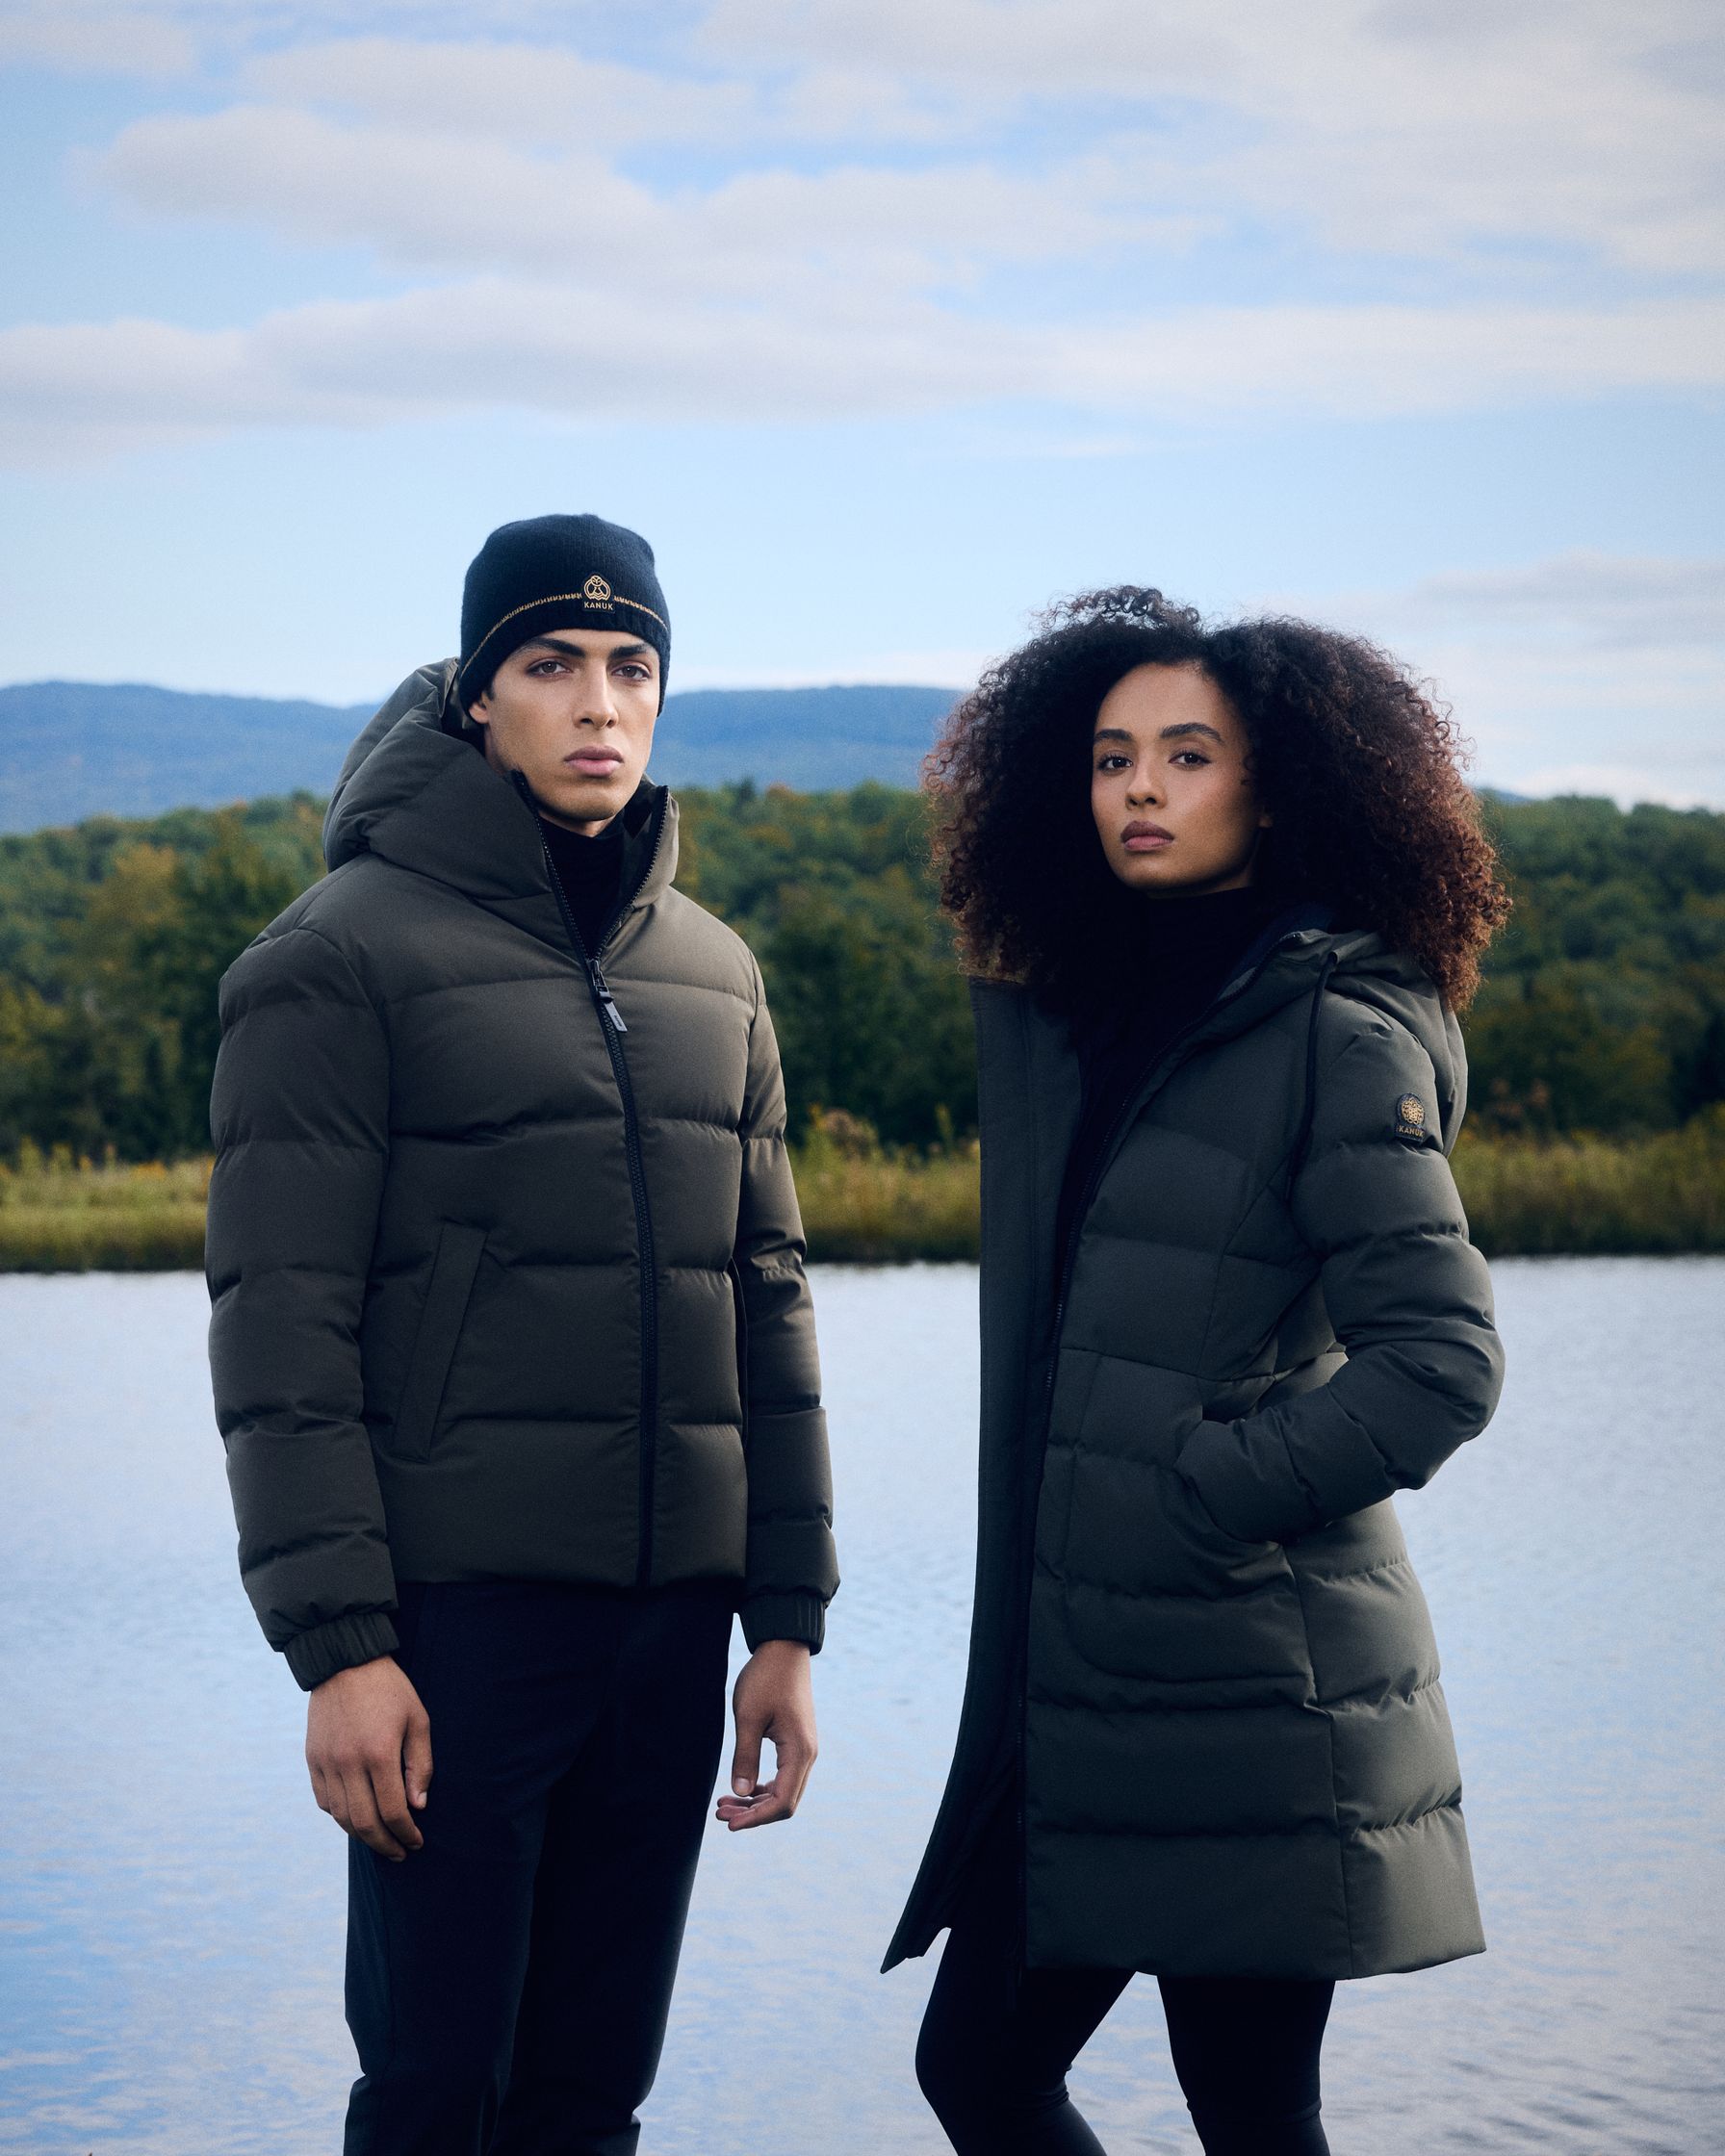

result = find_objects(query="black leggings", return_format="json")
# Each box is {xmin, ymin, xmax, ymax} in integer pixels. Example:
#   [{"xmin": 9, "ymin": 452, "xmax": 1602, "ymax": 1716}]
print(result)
[{"xmin": 915, "ymin": 1816, "xmax": 1333, "ymax": 2155}]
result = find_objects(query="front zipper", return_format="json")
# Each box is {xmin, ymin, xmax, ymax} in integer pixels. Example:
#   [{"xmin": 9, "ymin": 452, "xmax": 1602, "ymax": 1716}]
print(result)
[{"xmin": 513, "ymin": 773, "xmax": 663, "ymax": 1587}]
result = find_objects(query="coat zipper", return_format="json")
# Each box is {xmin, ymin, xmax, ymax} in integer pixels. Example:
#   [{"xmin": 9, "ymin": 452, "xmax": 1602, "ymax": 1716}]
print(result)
[
  {"xmin": 1013, "ymin": 933, "xmax": 1311, "ymax": 1968},
  {"xmin": 513, "ymin": 773, "xmax": 663, "ymax": 1587}
]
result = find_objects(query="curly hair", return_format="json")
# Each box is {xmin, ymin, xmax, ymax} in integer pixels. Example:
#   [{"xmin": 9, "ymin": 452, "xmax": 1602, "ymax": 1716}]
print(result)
[{"xmin": 926, "ymin": 586, "xmax": 1508, "ymax": 1010}]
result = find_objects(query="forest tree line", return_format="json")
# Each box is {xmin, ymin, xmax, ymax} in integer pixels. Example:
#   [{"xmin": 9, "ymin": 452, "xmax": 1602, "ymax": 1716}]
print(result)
[{"xmin": 1, "ymin": 781, "xmax": 1722, "ymax": 1164}]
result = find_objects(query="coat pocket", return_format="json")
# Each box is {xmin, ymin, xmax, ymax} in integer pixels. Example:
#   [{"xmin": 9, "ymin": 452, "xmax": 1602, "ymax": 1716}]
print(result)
[
  {"xmin": 1061, "ymin": 1454, "xmax": 1295, "ymax": 1681},
  {"xmin": 391, "ymin": 1222, "xmax": 487, "ymax": 1462}
]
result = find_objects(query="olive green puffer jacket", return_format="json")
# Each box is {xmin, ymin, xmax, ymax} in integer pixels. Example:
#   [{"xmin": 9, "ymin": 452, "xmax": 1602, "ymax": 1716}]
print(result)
[
  {"xmin": 887, "ymin": 923, "xmax": 1503, "ymax": 1981},
  {"xmin": 207, "ymin": 661, "xmax": 837, "ymax": 1689}
]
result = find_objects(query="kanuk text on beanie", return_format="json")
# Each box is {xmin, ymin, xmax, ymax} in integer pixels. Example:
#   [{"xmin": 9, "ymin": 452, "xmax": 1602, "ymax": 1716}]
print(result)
[{"xmin": 457, "ymin": 514, "xmax": 671, "ymax": 709}]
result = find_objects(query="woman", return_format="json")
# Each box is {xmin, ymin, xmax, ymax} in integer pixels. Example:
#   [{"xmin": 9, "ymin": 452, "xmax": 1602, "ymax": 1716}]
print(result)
[{"xmin": 887, "ymin": 588, "xmax": 1509, "ymax": 2154}]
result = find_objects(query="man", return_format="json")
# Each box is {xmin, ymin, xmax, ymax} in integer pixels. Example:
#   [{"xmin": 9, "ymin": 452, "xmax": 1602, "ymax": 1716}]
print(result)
[{"xmin": 207, "ymin": 514, "xmax": 838, "ymax": 2155}]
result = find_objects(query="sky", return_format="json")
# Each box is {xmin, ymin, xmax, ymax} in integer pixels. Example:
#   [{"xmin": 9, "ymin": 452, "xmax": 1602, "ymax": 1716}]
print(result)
[{"xmin": 0, "ymin": 0, "xmax": 1721, "ymax": 805}]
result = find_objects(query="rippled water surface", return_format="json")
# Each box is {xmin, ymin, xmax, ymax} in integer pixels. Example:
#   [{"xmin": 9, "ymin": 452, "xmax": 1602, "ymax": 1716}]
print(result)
[{"xmin": 2, "ymin": 1260, "xmax": 1722, "ymax": 2154}]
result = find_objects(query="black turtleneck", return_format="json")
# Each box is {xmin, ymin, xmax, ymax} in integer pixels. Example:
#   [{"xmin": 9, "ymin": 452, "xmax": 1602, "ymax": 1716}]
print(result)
[
  {"xmin": 1052, "ymin": 885, "xmax": 1270, "ymax": 1277},
  {"xmin": 541, "ymin": 813, "xmax": 627, "ymax": 954}
]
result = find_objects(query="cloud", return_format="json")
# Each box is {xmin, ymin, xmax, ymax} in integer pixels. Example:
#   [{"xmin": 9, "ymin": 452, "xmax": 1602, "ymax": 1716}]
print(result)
[
  {"xmin": 10, "ymin": 1, "xmax": 1725, "ymax": 463},
  {"xmin": 46, "ymin": 4, "xmax": 1725, "ymax": 274},
  {"xmin": 0, "ymin": 278, "xmax": 1037, "ymax": 463},
  {"xmin": 238, "ymin": 34, "xmax": 968, "ymax": 153},
  {"xmin": 0, "ymin": 7, "xmax": 193, "ymax": 77},
  {"xmin": 1509, "ymin": 760, "xmax": 1722, "ymax": 806},
  {"xmin": 1475, "ymin": 682, "xmax": 1725, "ymax": 805},
  {"xmin": 63, "ymin": 68, "xmax": 1725, "ymax": 451},
  {"xmin": 240, "ymin": 29, "xmax": 1002, "ymax": 150},
  {"xmin": 0, "ymin": 0, "xmax": 613, "ymax": 64},
  {"xmin": 1055, "ymin": 302, "xmax": 1725, "ymax": 418},
  {"xmin": 95, "ymin": 104, "xmax": 1148, "ymax": 289},
  {"xmin": 6, "ymin": 286, "xmax": 1724, "ymax": 466},
  {"xmin": 1387, "ymin": 552, "xmax": 1725, "ymax": 648},
  {"xmin": 1295, "ymin": 552, "xmax": 1725, "ymax": 806},
  {"xmin": 243, "ymin": 36, "xmax": 758, "ymax": 152},
  {"xmin": 704, "ymin": 0, "xmax": 1725, "ymax": 272},
  {"xmin": 1438, "ymin": 638, "xmax": 1725, "ymax": 808}
]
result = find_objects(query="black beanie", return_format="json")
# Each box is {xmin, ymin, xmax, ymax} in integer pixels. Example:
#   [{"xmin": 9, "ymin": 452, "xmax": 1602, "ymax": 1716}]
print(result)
[{"xmin": 457, "ymin": 514, "xmax": 671, "ymax": 710}]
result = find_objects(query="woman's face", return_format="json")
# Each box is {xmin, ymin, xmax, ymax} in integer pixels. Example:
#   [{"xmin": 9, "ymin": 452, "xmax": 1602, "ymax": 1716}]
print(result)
[{"xmin": 1090, "ymin": 663, "xmax": 1270, "ymax": 894}]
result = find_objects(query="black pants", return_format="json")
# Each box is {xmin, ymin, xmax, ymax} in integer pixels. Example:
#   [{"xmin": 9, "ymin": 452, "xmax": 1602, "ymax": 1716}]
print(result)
[
  {"xmin": 343, "ymin": 1578, "xmax": 733, "ymax": 2156},
  {"xmin": 916, "ymin": 1812, "xmax": 1334, "ymax": 2155}
]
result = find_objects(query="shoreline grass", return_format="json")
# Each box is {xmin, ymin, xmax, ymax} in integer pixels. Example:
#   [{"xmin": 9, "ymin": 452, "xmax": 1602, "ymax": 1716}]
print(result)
[
  {"xmin": 0, "ymin": 1148, "xmax": 211, "ymax": 1270},
  {"xmin": 793, "ymin": 1116, "xmax": 982, "ymax": 1264},
  {"xmin": 4, "ymin": 1114, "xmax": 1724, "ymax": 1272},
  {"xmin": 796, "ymin": 1111, "xmax": 1725, "ymax": 1263},
  {"xmin": 1453, "ymin": 1108, "xmax": 1725, "ymax": 1257}
]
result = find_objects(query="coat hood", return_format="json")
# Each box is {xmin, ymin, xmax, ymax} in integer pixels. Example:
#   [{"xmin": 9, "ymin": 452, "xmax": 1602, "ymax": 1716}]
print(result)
[
  {"xmin": 322, "ymin": 658, "xmax": 679, "ymax": 920},
  {"xmin": 1297, "ymin": 926, "xmax": 1467, "ymax": 1139},
  {"xmin": 1090, "ymin": 913, "xmax": 1464, "ymax": 1141},
  {"xmin": 971, "ymin": 914, "xmax": 1467, "ymax": 1183}
]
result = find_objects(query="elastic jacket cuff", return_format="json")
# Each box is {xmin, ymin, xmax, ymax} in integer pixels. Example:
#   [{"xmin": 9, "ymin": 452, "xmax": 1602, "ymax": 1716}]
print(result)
[
  {"xmin": 740, "ymin": 1593, "xmax": 826, "ymax": 1655},
  {"xmin": 283, "ymin": 1610, "xmax": 401, "ymax": 1692}
]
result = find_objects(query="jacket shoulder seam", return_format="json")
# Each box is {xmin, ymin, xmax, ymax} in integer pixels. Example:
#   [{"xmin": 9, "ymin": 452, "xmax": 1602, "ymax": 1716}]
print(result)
[{"xmin": 253, "ymin": 915, "xmax": 384, "ymax": 1016}]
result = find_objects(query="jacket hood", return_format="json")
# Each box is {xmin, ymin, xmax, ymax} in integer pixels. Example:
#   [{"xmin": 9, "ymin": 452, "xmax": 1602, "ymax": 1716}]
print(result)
[
  {"xmin": 1190, "ymin": 920, "xmax": 1466, "ymax": 1141},
  {"xmin": 1306, "ymin": 927, "xmax": 1467, "ymax": 1137},
  {"xmin": 983, "ymin": 915, "xmax": 1467, "ymax": 1146},
  {"xmin": 322, "ymin": 658, "xmax": 679, "ymax": 923}
]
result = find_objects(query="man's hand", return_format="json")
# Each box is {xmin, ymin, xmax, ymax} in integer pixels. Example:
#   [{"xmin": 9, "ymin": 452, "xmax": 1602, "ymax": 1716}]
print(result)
[
  {"xmin": 715, "ymin": 1639, "xmax": 816, "ymax": 1832},
  {"xmin": 306, "ymin": 1656, "xmax": 433, "ymax": 1861}
]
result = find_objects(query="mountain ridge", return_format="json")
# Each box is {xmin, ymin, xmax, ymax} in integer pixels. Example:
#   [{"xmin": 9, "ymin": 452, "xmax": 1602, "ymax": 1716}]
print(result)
[{"xmin": 0, "ymin": 678, "xmax": 962, "ymax": 833}]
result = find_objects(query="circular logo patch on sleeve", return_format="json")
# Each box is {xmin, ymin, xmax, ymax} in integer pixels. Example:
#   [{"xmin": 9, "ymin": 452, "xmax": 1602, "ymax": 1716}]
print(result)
[{"xmin": 1394, "ymin": 1093, "xmax": 1428, "ymax": 1140}]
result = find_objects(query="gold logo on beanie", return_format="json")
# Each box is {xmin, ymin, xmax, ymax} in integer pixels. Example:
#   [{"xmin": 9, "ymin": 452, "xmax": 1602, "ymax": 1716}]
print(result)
[{"xmin": 582, "ymin": 575, "xmax": 612, "ymax": 603}]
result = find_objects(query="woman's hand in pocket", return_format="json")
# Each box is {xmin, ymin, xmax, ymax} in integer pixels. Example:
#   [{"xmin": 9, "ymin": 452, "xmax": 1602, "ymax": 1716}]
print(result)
[{"xmin": 1070, "ymin": 1459, "xmax": 1277, "ymax": 1600}]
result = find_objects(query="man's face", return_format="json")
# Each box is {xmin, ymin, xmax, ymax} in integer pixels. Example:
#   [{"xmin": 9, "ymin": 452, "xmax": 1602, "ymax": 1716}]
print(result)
[{"xmin": 467, "ymin": 629, "xmax": 659, "ymax": 833}]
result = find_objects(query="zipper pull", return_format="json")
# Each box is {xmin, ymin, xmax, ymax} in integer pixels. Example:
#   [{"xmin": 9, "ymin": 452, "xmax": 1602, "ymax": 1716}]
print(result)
[{"xmin": 589, "ymin": 960, "xmax": 628, "ymax": 1033}]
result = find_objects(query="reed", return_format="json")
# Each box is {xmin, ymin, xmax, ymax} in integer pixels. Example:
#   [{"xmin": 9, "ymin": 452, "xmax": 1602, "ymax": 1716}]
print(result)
[
  {"xmin": 1453, "ymin": 1108, "xmax": 1725, "ymax": 1257},
  {"xmin": 0, "ymin": 1146, "xmax": 209, "ymax": 1271},
  {"xmin": 3, "ymin": 1113, "xmax": 1723, "ymax": 1271},
  {"xmin": 795, "ymin": 1111, "xmax": 1725, "ymax": 1264},
  {"xmin": 792, "ymin": 1112, "xmax": 983, "ymax": 1264}
]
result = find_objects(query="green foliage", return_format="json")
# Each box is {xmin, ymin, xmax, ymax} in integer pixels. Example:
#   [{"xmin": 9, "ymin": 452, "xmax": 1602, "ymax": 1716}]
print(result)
[
  {"xmin": 676, "ymin": 782, "xmax": 974, "ymax": 1144},
  {"xmin": 1, "ymin": 781, "xmax": 1721, "ymax": 1166},
  {"xmin": 1470, "ymin": 795, "xmax": 1725, "ymax": 1132},
  {"xmin": 0, "ymin": 792, "xmax": 323, "ymax": 989},
  {"xmin": 0, "ymin": 801, "xmax": 316, "ymax": 1158}
]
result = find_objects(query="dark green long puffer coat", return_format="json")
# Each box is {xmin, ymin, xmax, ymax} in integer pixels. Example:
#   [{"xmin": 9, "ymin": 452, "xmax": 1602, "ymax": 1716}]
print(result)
[
  {"xmin": 207, "ymin": 661, "xmax": 837, "ymax": 1690},
  {"xmin": 887, "ymin": 923, "xmax": 1503, "ymax": 1981}
]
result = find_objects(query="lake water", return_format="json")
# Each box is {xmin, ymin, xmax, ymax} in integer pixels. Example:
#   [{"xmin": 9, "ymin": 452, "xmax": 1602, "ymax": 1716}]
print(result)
[{"xmin": 1, "ymin": 1259, "xmax": 1721, "ymax": 2155}]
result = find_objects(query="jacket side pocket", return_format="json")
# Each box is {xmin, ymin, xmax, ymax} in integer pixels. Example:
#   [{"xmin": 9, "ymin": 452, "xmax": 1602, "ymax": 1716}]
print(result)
[{"xmin": 391, "ymin": 1223, "xmax": 487, "ymax": 1461}]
